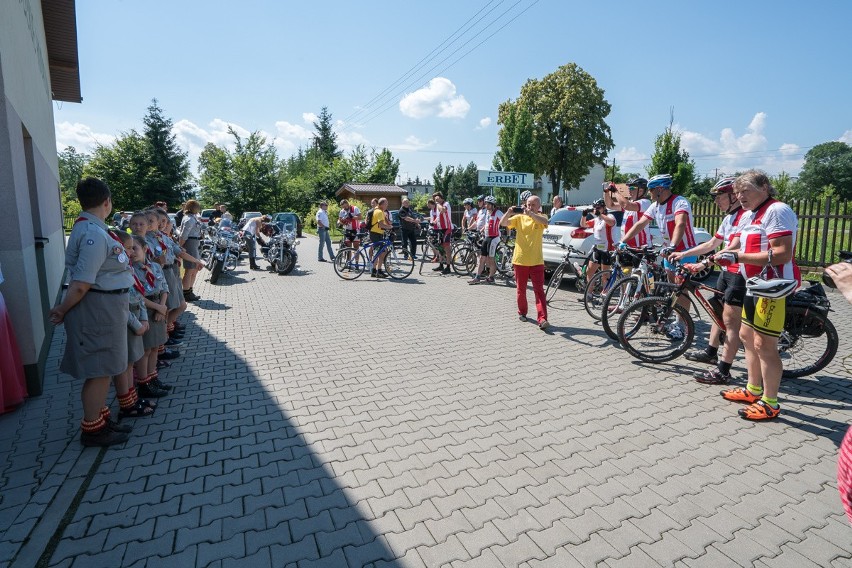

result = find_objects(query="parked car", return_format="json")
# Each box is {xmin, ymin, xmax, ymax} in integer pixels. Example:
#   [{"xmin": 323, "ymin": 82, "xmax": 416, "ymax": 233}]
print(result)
[
  {"xmin": 542, "ymin": 206, "xmax": 714, "ymax": 279},
  {"xmin": 241, "ymin": 211, "xmax": 263, "ymax": 220},
  {"xmin": 200, "ymin": 208, "xmax": 218, "ymax": 225},
  {"xmin": 271, "ymin": 212, "xmax": 303, "ymax": 238},
  {"xmin": 167, "ymin": 213, "xmax": 177, "ymax": 227}
]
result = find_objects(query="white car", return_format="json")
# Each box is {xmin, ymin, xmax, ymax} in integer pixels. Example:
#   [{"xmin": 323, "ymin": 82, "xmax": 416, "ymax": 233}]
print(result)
[{"xmin": 542, "ymin": 206, "xmax": 714, "ymax": 279}]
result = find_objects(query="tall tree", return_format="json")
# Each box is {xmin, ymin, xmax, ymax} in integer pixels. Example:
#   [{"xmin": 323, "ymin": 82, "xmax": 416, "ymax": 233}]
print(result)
[
  {"xmin": 312, "ymin": 106, "xmax": 341, "ymax": 163},
  {"xmin": 518, "ymin": 63, "xmax": 613, "ymax": 199},
  {"xmin": 647, "ymin": 112, "xmax": 696, "ymax": 196},
  {"xmin": 493, "ymin": 100, "xmax": 536, "ymax": 174},
  {"xmin": 797, "ymin": 141, "xmax": 852, "ymax": 200},
  {"xmin": 433, "ymin": 163, "xmax": 454, "ymax": 196},
  {"xmin": 367, "ymin": 148, "xmax": 400, "ymax": 184},
  {"xmin": 83, "ymin": 131, "xmax": 151, "ymax": 210},
  {"xmin": 141, "ymin": 99, "xmax": 192, "ymax": 206},
  {"xmin": 448, "ymin": 162, "xmax": 481, "ymax": 202}
]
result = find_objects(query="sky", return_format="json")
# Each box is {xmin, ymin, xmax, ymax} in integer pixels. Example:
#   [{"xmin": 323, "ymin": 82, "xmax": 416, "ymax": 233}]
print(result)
[{"xmin": 53, "ymin": 0, "xmax": 852, "ymax": 185}]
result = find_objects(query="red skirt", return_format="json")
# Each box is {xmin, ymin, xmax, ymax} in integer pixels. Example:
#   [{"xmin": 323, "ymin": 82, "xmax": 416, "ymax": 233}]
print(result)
[{"xmin": 0, "ymin": 291, "xmax": 27, "ymax": 414}]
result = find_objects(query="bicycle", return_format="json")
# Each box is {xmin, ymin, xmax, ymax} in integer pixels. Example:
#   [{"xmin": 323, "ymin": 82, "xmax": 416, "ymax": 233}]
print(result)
[
  {"xmin": 333, "ymin": 231, "xmax": 414, "ymax": 280},
  {"xmin": 419, "ymin": 228, "xmax": 460, "ymax": 275},
  {"xmin": 582, "ymin": 247, "xmax": 636, "ymax": 321},
  {"xmin": 599, "ymin": 246, "xmax": 668, "ymax": 341},
  {"xmin": 450, "ymin": 230, "xmax": 483, "ymax": 276},
  {"xmin": 615, "ymin": 263, "xmax": 838, "ymax": 378},
  {"xmin": 545, "ymin": 243, "xmax": 592, "ymax": 305}
]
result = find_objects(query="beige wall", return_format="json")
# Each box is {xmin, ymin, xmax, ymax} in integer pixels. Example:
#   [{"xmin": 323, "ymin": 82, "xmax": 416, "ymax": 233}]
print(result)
[{"xmin": 0, "ymin": 0, "xmax": 66, "ymax": 394}]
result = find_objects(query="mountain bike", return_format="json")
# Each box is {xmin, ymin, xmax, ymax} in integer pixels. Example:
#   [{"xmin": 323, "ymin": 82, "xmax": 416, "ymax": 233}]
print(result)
[
  {"xmin": 615, "ymin": 264, "xmax": 838, "ymax": 378},
  {"xmin": 545, "ymin": 243, "xmax": 591, "ymax": 304},
  {"xmin": 450, "ymin": 230, "xmax": 482, "ymax": 276},
  {"xmin": 334, "ymin": 231, "xmax": 414, "ymax": 280},
  {"xmin": 582, "ymin": 247, "xmax": 635, "ymax": 321},
  {"xmin": 599, "ymin": 246, "xmax": 667, "ymax": 341}
]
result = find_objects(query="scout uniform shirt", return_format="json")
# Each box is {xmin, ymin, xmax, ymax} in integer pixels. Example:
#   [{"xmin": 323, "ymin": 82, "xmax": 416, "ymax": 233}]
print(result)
[{"xmin": 66, "ymin": 212, "xmax": 134, "ymax": 291}]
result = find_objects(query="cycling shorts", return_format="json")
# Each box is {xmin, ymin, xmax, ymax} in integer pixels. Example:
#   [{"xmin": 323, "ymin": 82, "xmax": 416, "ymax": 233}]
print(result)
[
  {"xmin": 742, "ymin": 295, "xmax": 786, "ymax": 338},
  {"xmin": 369, "ymin": 232, "xmax": 385, "ymax": 244},
  {"xmin": 663, "ymin": 255, "xmax": 696, "ymax": 271},
  {"xmin": 715, "ymin": 271, "xmax": 746, "ymax": 307},
  {"xmin": 438, "ymin": 229, "xmax": 452, "ymax": 244},
  {"xmin": 481, "ymin": 236, "xmax": 500, "ymax": 257},
  {"xmin": 344, "ymin": 229, "xmax": 360, "ymax": 243},
  {"xmin": 591, "ymin": 248, "xmax": 612, "ymax": 265}
]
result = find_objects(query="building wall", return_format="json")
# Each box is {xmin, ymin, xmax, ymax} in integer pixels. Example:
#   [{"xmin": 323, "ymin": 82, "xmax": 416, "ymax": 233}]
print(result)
[{"xmin": 0, "ymin": 0, "xmax": 66, "ymax": 394}]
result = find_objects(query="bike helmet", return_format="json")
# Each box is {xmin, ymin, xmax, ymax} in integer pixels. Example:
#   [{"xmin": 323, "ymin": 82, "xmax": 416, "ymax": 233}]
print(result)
[
  {"xmin": 463, "ymin": 198, "xmax": 474, "ymax": 205},
  {"xmin": 592, "ymin": 198, "xmax": 606, "ymax": 208},
  {"xmin": 484, "ymin": 195, "xmax": 497, "ymax": 205},
  {"xmin": 647, "ymin": 174, "xmax": 673, "ymax": 190},
  {"xmin": 520, "ymin": 190, "xmax": 532, "ymax": 202},
  {"xmin": 627, "ymin": 177, "xmax": 648, "ymax": 189},
  {"xmin": 745, "ymin": 276, "xmax": 798, "ymax": 299},
  {"xmin": 476, "ymin": 195, "xmax": 485, "ymax": 202},
  {"xmin": 710, "ymin": 176, "xmax": 737, "ymax": 195}
]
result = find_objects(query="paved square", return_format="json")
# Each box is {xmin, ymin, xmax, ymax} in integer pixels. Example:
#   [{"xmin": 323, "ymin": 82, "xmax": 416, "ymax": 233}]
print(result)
[{"xmin": 2, "ymin": 239, "xmax": 851, "ymax": 567}]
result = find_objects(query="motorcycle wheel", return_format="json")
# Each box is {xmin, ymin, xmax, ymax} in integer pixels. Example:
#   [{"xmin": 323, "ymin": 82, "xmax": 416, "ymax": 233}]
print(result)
[
  {"xmin": 210, "ymin": 258, "xmax": 224, "ymax": 284},
  {"xmin": 276, "ymin": 251, "xmax": 295, "ymax": 275},
  {"xmin": 225, "ymin": 253, "xmax": 238, "ymax": 272}
]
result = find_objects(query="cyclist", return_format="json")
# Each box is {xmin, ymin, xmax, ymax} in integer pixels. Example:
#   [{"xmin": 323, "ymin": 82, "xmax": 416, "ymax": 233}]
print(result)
[
  {"xmin": 337, "ymin": 199, "xmax": 362, "ymax": 249},
  {"xmin": 619, "ymin": 173, "xmax": 698, "ymax": 340},
  {"xmin": 469, "ymin": 196, "xmax": 503, "ymax": 285},
  {"xmin": 670, "ymin": 176, "xmax": 748, "ymax": 384},
  {"xmin": 431, "ymin": 192, "xmax": 452, "ymax": 275},
  {"xmin": 604, "ymin": 178, "xmax": 652, "ymax": 248},
  {"xmin": 369, "ymin": 198, "xmax": 393, "ymax": 278},
  {"xmin": 715, "ymin": 170, "xmax": 800, "ymax": 421},
  {"xmin": 461, "ymin": 198, "xmax": 478, "ymax": 232},
  {"xmin": 583, "ymin": 198, "xmax": 617, "ymax": 288}
]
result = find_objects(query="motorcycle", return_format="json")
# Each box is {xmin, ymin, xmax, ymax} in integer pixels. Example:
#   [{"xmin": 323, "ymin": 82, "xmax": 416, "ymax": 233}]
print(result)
[
  {"xmin": 260, "ymin": 222, "xmax": 298, "ymax": 275},
  {"xmin": 207, "ymin": 226, "xmax": 242, "ymax": 284}
]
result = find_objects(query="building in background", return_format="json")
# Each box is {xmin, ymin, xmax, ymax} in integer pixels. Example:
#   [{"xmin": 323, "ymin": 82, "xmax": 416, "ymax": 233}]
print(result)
[
  {"xmin": 400, "ymin": 180, "xmax": 434, "ymax": 199},
  {"xmin": 0, "ymin": 0, "xmax": 80, "ymax": 395},
  {"xmin": 335, "ymin": 183, "xmax": 408, "ymax": 210}
]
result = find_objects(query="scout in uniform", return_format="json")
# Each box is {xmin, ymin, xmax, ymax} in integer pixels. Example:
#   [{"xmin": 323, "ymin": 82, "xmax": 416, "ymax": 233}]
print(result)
[
  {"xmin": 179, "ymin": 200, "xmax": 204, "ymax": 301},
  {"xmin": 131, "ymin": 236, "xmax": 171, "ymax": 399},
  {"xmin": 49, "ymin": 178, "xmax": 134, "ymax": 447}
]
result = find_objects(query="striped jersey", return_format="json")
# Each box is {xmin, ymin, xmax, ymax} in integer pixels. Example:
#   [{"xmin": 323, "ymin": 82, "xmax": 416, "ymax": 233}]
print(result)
[{"xmin": 643, "ymin": 195, "xmax": 696, "ymax": 252}]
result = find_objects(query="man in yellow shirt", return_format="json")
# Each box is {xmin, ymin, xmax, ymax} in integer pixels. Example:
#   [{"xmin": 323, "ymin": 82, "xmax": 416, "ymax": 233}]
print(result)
[
  {"xmin": 369, "ymin": 198, "xmax": 393, "ymax": 278},
  {"xmin": 501, "ymin": 194, "xmax": 549, "ymax": 330}
]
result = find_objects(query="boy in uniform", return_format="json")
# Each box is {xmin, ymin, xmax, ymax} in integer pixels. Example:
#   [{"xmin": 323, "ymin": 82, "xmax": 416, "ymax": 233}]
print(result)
[{"xmin": 49, "ymin": 178, "xmax": 134, "ymax": 447}]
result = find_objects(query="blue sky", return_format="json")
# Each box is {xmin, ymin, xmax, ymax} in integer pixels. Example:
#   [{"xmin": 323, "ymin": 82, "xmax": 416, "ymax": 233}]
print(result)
[{"xmin": 54, "ymin": 0, "xmax": 852, "ymax": 184}]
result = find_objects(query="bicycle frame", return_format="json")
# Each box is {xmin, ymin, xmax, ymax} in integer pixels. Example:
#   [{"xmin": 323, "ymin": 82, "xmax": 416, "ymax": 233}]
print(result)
[{"xmin": 661, "ymin": 269, "xmax": 726, "ymax": 330}]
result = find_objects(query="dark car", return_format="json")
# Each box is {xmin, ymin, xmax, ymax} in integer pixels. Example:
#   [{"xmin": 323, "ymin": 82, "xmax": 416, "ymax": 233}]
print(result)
[{"xmin": 271, "ymin": 212, "xmax": 303, "ymax": 238}]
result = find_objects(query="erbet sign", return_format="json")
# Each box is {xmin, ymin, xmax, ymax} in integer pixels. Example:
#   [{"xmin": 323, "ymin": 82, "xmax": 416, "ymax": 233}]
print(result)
[{"xmin": 477, "ymin": 170, "xmax": 534, "ymax": 189}]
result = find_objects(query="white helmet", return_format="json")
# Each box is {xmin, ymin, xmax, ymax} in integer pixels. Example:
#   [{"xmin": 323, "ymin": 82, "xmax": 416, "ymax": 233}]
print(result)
[
  {"xmin": 745, "ymin": 277, "xmax": 798, "ymax": 299},
  {"xmin": 484, "ymin": 195, "xmax": 497, "ymax": 205},
  {"xmin": 520, "ymin": 190, "xmax": 532, "ymax": 201}
]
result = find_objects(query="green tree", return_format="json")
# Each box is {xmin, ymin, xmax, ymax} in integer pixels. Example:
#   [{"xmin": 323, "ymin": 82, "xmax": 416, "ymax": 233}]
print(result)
[
  {"xmin": 141, "ymin": 99, "xmax": 192, "ymax": 206},
  {"xmin": 771, "ymin": 171, "xmax": 799, "ymax": 201},
  {"xmin": 448, "ymin": 162, "xmax": 481, "ymax": 203},
  {"xmin": 797, "ymin": 141, "xmax": 852, "ymax": 200},
  {"xmin": 367, "ymin": 148, "xmax": 400, "ymax": 184},
  {"xmin": 197, "ymin": 143, "xmax": 233, "ymax": 207},
  {"xmin": 433, "ymin": 163, "xmax": 454, "ymax": 196},
  {"xmin": 493, "ymin": 100, "xmax": 536, "ymax": 174},
  {"xmin": 84, "ymin": 131, "xmax": 151, "ymax": 210},
  {"xmin": 312, "ymin": 106, "xmax": 341, "ymax": 163},
  {"xmin": 58, "ymin": 146, "xmax": 89, "ymax": 197},
  {"xmin": 347, "ymin": 145, "xmax": 371, "ymax": 183},
  {"xmin": 518, "ymin": 63, "xmax": 613, "ymax": 199},
  {"xmin": 647, "ymin": 113, "xmax": 696, "ymax": 196}
]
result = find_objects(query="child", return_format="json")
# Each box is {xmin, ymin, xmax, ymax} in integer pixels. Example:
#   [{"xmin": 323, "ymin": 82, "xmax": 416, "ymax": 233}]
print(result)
[{"xmin": 130, "ymin": 235, "xmax": 170, "ymax": 399}]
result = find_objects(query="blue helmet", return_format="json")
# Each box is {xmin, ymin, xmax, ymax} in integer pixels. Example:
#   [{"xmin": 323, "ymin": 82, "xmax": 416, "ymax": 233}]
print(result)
[{"xmin": 647, "ymin": 174, "xmax": 673, "ymax": 190}]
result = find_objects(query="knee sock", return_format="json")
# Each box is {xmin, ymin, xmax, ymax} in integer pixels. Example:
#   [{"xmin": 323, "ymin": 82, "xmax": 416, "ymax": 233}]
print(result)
[
  {"xmin": 706, "ymin": 345, "xmax": 718, "ymax": 357},
  {"xmin": 718, "ymin": 361, "xmax": 732, "ymax": 375},
  {"xmin": 118, "ymin": 391, "xmax": 135, "ymax": 411},
  {"xmin": 81, "ymin": 415, "xmax": 106, "ymax": 433}
]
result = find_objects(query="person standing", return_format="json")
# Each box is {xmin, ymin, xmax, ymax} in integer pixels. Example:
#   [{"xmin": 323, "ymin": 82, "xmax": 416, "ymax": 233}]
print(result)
[
  {"xmin": 604, "ymin": 178, "xmax": 652, "ymax": 248},
  {"xmin": 469, "ymin": 195, "xmax": 503, "ymax": 285},
  {"xmin": 432, "ymin": 192, "xmax": 452, "ymax": 275},
  {"xmin": 179, "ymin": 200, "xmax": 204, "ymax": 301},
  {"xmin": 315, "ymin": 201, "xmax": 334, "ymax": 262},
  {"xmin": 550, "ymin": 195, "xmax": 564, "ymax": 218},
  {"xmin": 398, "ymin": 198, "xmax": 420, "ymax": 260},
  {"xmin": 369, "ymin": 198, "xmax": 394, "ymax": 278},
  {"xmin": 500, "ymin": 194, "xmax": 549, "ymax": 330},
  {"xmin": 49, "ymin": 177, "xmax": 134, "ymax": 447},
  {"xmin": 242, "ymin": 215, "xmax": 269, "ymax": 270}
]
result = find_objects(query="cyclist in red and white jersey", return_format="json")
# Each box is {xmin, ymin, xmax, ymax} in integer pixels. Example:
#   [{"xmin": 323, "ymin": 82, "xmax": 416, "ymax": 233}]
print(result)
[
  {"xmin": 714, "ymin": 170, "xmax": 799, "ymax": 421},
  {"xmin": 469, "ymin": 196, "xmax": 503, "ymax": 285},
  {"xmin": 431, "ymin": 192, "xmax": 452, "ymax": 275},
  {"xmin": 337, "ymin": 199, "xmax": 362, "ymax": 248},
  {"xmin": 671, "ymin": 176, "xmax": 749, "ymax": 384},
  {"xmin": 582, "ymin": 199, "xmax": 616, "ymax": 287},
  {"xmin": 604, "ymin": 178, "xmax": 652, "ymax": 248},
  {"xmin": 619, "ymin": 174, "xmax": 697, "ymax": 340},
  {"xmin": 461, "ymin": 198, "xmax": 478, "ymax": 232}
]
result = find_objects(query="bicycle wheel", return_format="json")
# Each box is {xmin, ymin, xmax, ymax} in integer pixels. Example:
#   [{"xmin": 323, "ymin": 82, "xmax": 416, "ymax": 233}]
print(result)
[
  {"xmin": 583, "ymin": 269, "xmax": 613, "ymax": 321},
  {"xmin": 780, "ymin": 306, "xmax": 838, "ymax": 378},
  {"xmin": 601, "ymin": 275, "xmax": 641, "ymax": 341},
  {"xmin": 452, "ymin": 244, "xmax": 477, "ymax": 276},
  {"xmin": 333, "ymin": 247, "xmax": 366, "ymax": 280},
  {"xmin": 419, "ymin": 243, "xmax": 441, "ymax": 275},
  {"xmin": 385, "ymin": 246, "xmax": 415, "ymax": 279},
  {"xmin": 545, "ymin": 265, "xmax": 566, "ymax": 305},
  {"xmin": 494, "ymin": 244, "xmax": 514, "ymax": 277},
  {"xmin": 616, "ymin": 296, "xmax": 694, "ymax": 363}
]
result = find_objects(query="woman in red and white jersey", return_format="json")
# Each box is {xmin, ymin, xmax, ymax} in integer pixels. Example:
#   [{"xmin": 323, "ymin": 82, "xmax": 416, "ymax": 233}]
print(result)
[
  {"xmin": 715, "ymin": 170, "xmax": 799, "ymax": 422},
  {"xmin": 604, "ymin": 178, "xmax": 652, "ymax": 248},
  {"xmin": 469, "ymin": 196, "xmax": 503, "ymax": 284},
  {"xmin": 583, "ymin": 199, "xmax": 616, "ymax": 287}
]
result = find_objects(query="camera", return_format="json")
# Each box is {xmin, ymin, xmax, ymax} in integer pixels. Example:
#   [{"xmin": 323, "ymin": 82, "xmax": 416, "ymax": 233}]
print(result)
[
  {"xmin": 823, "ymin": 252, "xmax": 852, "ymax": 288},
  {"xmin": 512, "ymin": 206, "xmax": 524, "ymax": 213},
  {"xmin": 582, "ymin": 208, "xmax": 592, "ymax": 217}
]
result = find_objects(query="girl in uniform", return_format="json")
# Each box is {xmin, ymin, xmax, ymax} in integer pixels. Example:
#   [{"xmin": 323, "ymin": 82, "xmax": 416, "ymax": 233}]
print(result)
[
  {"xmin": 130, "ymin": 235, "xmax": 170, "ymax": 399},
  {"xmin": 179, "ymin": 200, "xmax": 203, "ymax": 301}
]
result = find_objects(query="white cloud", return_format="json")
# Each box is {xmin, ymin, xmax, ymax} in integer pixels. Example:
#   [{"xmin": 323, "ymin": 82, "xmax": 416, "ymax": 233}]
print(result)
[
  {"xmin": 399, "ymin": 77, "xmax": 470, "ymax": 119},
  {"xmin": 337, "ymin": 130, "xmax": 369, "ymax": 150},
  {"xmin": 476, "ymin": 117, "xmax": 492, "ymax": 130},
  {"xmin": 840, "ymin": 130, "xmax": 852, "ymax": 144},
  {"xmin": 55, "ymin": 122, "xmax": 115, "ymax": 152},
  {"xmin": 614, "ymin": 146, "xmax": 647, "ymax": 167},
  {"xmin": 302, "ymin": 112, "xmax": 318, "ymax": 124},
  {"xmin": 387, "ymin": 135, "xmax": 437, "ymax": 152}
]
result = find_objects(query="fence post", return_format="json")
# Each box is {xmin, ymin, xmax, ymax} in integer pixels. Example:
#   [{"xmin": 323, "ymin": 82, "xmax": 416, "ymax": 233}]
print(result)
[{"xmin": 819, "ymin": 196, "xmax": 831, "ymax": 266}]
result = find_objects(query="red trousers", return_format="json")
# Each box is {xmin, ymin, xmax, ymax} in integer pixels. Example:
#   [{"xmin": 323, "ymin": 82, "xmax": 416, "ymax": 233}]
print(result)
[{"xmin": 514, "ymin": 264, "xmax": 547, "ymax": 324}]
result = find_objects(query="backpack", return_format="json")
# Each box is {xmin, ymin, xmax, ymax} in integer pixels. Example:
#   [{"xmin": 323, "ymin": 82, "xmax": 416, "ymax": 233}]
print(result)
[{"xmin": 364, "ymin": 208, "xmax": 375, "ymax": 232}]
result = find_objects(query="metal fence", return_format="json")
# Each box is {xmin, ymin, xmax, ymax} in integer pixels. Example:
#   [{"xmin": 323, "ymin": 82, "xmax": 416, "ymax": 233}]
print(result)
[{"xmin": 691, "ymin": 197, "xmax": 852, "ymax": 269}]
